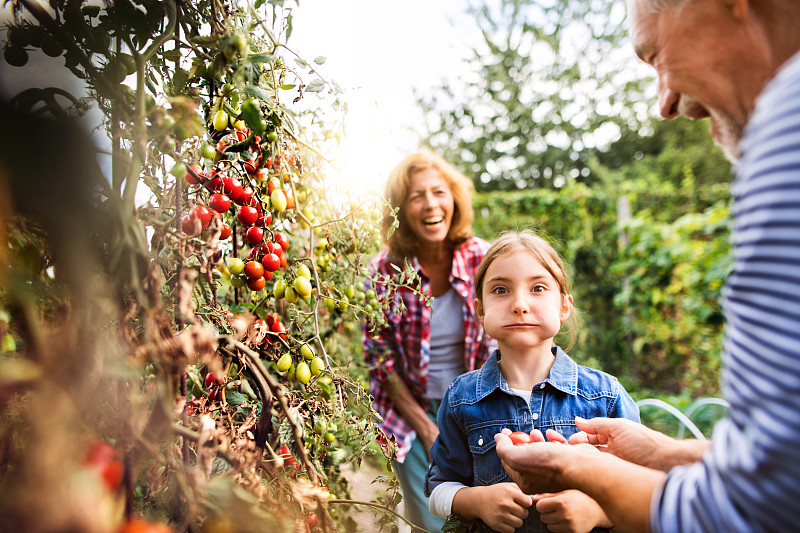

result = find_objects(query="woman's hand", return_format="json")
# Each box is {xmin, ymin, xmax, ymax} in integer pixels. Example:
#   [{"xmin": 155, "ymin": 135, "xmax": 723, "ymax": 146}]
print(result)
[
  {"xmin": 534, "ymin": 490, "xmax": 613, "ymax": 533},
  {"xmin": 452, "ymin": 483, "xmax": 533, "ymax": 533}
]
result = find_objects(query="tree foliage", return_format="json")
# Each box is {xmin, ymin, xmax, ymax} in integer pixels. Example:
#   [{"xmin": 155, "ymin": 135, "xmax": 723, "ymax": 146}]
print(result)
[{"xmin": 420, "ymin": 0, "xmax": 653, "ymax": 191}]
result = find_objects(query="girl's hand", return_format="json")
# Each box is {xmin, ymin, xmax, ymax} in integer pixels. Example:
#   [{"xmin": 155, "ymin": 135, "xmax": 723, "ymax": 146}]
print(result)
[
  {"xmin": 471, "ymin": 483, "xmax": 533, "ymax": 533},
  {"xmin": 533, "ymin": 490, "xmax": 613, "ymax": 533}
]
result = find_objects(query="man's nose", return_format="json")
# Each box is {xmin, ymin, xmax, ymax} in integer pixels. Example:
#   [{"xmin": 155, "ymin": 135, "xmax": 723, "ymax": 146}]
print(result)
[{"xmin": 658, "ymin": 79, "xmax": 680, "ymax": 120}]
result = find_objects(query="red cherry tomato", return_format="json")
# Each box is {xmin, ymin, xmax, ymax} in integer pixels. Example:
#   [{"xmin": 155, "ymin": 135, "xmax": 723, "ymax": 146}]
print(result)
[
  {"xmin": 238, "ymin": 186, "xmax": 255, "ymax": 206},
  {"xmin": 84, "ymin": 439, "xmax": 123, "ymax": 493},
  {"xmin": 184, "ymin": 165, "xmax": 203, "ymax": 185},
  {"xmin": 274, "ymin": 231, "xmax": 290, "ymax": 250},
  {"xmin": 262, "ymin": 253, "xmax": 280, "ymax": 272},
  {"xmin": 190, "ymin": 205, "xmax": 212, "ymax": 230},
  {"xmin": 247, "ymin": 246, "xmax": 262, "ymax": 261},
  {"xmin": 509, "ymin": 431, "xmax": 534, "ymax": 446},
  {"xmin": 246, "ymin": 226, "xmax": 264, "ymax": 245},
  {"xmin": 237, "ymin": 205, "xmax": 259, "ymax": 226},
  {"xmin": 246, "ymin": 276, "xmax": 266, "ymax": 291},
  {"xmin": 284, "ymin": 188, "xmax": 295, "ymax": 209},
  {"xmin": 305, "ymin": 513, "xmax": 318, "ymax": 530},
  {"xmin": 244, "ymin": 261, "xmax": 265, "ymax": 280},
  {"xmin": 270, "ymin": 320, "xmax": 287, "ymax": 340},
  {"xmin": 204, "ymin": 372, "xmax": 216, "ymax": 388},
  {"xmin": 208, "ymin": 193, "xmax": 231, "ymax": 213},
  {"xmin": 181, "ymin": 215, "xmax": 199, "ymax": 236},
  {"xmin": 219, "ymin": 223, "xmax": 232, "ymax": 240},
  {"xmin": 278, "ymin": 444, "xmax": 295, "ymax": 465}
]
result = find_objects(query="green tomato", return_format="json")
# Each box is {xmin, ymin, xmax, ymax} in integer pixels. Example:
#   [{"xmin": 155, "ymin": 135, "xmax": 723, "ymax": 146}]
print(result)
[
  {"xmin": 276, "ymin": 352, "xmax": 292, "ymax": 372},
  {"xmin": 230, "ymin": 274, "xmax": 246, "ymax": 288},
  {"xmin": 200, "ymin": 144, "xmax": 217, "ymax": 159},
  {"xmin": 323, "ymin": 297, "xmax": 336, "ymax": 313},
  {"xmin": 170, "ymin": 162, "xmax": 187, "ymax": 179},
  {"xmin": 271, "ymin": 189, "xmax": 288, "ymax": 212},
  {"xmin": 310, "ymin": 356, "xmax": 325, "ymax": 376},
  {"xmin": 286, "ymin": 363, "xmax": 296, "ymax": 382},
  {"xmin": 313, "ymin": 419, "xmax": 327, "ymax": 435},
  {"xmin": 273, "ymin": 278, "xmax": 288, "ymax": 299},
  {"xmin": 323, "ymin": 431, "xmax": 336, "ymax": 445},
  {"xmin": 212, "ymin": 109, "xmax": 229, "ymax": 131},
  {"xmin": 300, "ymin": 343, "xmax": 314, "ymax": 360},
  {"xmin": 345, "ymin": 286, "xmax": 356, "ymax": 299},
  {"xmin": 337, "ymin": 295, "xmax": 349, "ymax": 312},
  {"xmin": 296, "ymin": 263, "xmax": 312, "ymax": 280},
  {"xmin": 284, "ymin": 286, "xmax": 299, "ymax": 304},
  {"xmin": 293, "ymin": 276, "xmax": 312, "ymax": 300},
  {"xmin": 295, "ymin": 361, "xmax": 311, "ymax": 385},
  {"xmin": 227, "ymin": 258, "xmax": 245, "ymax": 275},
  {"xmin": 266, "ymin": 130, "xmax": 279, "ymax": 143}
]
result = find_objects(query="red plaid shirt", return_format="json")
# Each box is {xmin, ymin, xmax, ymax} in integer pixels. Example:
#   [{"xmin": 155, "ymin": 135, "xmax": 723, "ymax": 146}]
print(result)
[{"xmin": 362, "ymin": 236, "xmax": 495, "ymax": 462}]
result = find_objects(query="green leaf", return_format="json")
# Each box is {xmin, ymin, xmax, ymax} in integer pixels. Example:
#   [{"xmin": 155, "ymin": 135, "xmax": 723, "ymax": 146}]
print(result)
[
  {"xmin": 305, "ymin": 79, "xmax": 324, "ymax": 93},
  {"xmin": 244, "ymin": 86, "xmax": 271, "ymax": 101},
  {"xmin": 246, "ymin": 53, "xmax": 275, "ymax": 64},
  {"xmin": 313, "ymin": 56, "xmax": 326, "ymax": 65},
  {"xmin": 190, "ymin": 35, "xmax": 220, "ymax": 47},
  {"xmin": 161, "ymin": 49, "xmax": 181, "ymax": 61},
  {"xmin": 225, "ymin": 390, "xmax": 246, "ymax": 406},
  {"xmin": 280, "ymin": 84, "xmax": 296, "ymax": 90}
]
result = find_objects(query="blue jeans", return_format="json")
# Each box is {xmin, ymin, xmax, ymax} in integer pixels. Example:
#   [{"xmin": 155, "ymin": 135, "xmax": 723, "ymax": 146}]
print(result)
[{"xmin": 394, "ymin": 400, "xmax": 444, "ymax": 533}]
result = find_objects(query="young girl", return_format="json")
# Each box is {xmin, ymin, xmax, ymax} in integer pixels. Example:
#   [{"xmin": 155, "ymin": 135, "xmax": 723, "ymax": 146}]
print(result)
[{"xmin": 425, "ymin": 230, "xmax": 640, "ymax": 533}]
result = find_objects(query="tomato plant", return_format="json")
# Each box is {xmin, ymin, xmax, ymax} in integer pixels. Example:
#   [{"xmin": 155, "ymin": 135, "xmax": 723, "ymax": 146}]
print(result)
[{"xmin": 0, "ymin": 1, "xmax": 416, "ymax": 532}]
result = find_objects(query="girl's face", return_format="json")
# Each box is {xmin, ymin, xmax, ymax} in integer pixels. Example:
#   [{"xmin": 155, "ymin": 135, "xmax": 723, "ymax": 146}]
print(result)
[
  {"xmin": 476, "ymin": 250, "xmax": 573, "ymax": 352},
  {"xmin": 403, "ymin": 167, "xmax": 454, "ymax": 246}
]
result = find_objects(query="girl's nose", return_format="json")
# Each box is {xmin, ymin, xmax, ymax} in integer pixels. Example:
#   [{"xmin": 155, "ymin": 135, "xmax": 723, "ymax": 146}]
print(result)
[{"xmin": 512, "ymin": 297, "xmax": 529, "ymax": 314}]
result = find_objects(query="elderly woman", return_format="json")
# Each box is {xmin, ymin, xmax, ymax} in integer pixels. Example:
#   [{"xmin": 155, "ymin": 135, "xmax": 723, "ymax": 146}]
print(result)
[{"xmin": 362, "ymin": 152, "xmax": 495, "ymax": 531}]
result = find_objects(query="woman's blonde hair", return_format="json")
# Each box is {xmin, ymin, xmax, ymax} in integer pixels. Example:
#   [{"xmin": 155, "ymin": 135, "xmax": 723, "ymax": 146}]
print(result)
[
  {"xmin": 381, "ymin": 151, "xmax": 474, "ymax": 260},
  {"xmin": 474, "ymin": 230, "xmax": 579, "ymax": 350}
]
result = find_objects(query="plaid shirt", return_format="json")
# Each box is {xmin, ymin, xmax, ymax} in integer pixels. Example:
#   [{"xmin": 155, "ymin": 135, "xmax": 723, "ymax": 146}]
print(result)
[{"xmin": 362, "ymin": 236, "xmax": 496, "ymax": 462}]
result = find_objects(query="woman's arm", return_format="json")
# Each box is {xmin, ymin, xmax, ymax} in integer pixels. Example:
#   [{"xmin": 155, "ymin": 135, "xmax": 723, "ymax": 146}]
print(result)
[{"xmin": 382, "ymin": 373, "xmax": 439, "ymax": 454}]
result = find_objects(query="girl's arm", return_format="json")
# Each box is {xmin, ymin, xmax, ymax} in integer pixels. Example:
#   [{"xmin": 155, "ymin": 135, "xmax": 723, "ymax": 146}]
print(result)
[{"xmin": 451, "ymin": 483, "xmax": 533, "ymax": 533}]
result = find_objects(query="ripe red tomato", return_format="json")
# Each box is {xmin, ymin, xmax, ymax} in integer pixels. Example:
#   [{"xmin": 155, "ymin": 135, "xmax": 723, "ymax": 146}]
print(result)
[
  {"xmin": 184, "ymin": 165, "xmax": 202, "ymax": 185},
  {"xmin": 267, "ymin": 176, "xmax": 281, "ymax": 195},
  {"xmin": 246, "ymin": 226, "xmax": 264, "ymax": 245},
  {"xmin": 274, "ymin": 232, "xmax": 290, "ymax": 250},
  {"xmin": 246, "ymin": 246, "xmax": 262, "ymax": 261},
  {"xmin": 258, "ymin": 210, "xmax": 272, "ymax": 227},
  {"xmin": 262, "ymin": 253, "xmax": 280, "ymax": 272},
  {"xmin": 278, "ymin": 444, "xmax": 295, "ymax": 465},
  {"xmin": 237, "ymin": 205, "xmax": 258, "ymax": 226},
  {"xmin": 244, "ymin": 261, "xmax": 265, "ymax": 280},
  {"xmin": 264, "ymin": 156, "xmax": 274, "ymax": 168},
  {"xmin": 265, "ymin": 313, "xmax": 278, "ymax": 327},
  {"xmin": 306, "ymin": 513, "xmax": 318, "ymax": 530},
  {"xmin": 190, "ymin": 205, "xmax": 212, "ymax": 230},
  {"xmin": 246, "ymin": 276, "xmax": 266, "ymax": 291},
  {"xmin": 219, "ymin": 223, "xmax": 232, "ymax": 240},
  {"xmin": 84, "ymin": 439, "xmax": 123, "ymax": 493},
  {"xmin": 216, "ymin": 139, "xmax": 228, "ymax": 153},
  {"xmin": 284, "ymin": 188, "xmax": 295, "ymax": 209},
  {"xmin": 263, "ymin": 241, "xmax": 282, "ymax": 256},
  {"xmin": 181, "ymin": 215, "xmax": 199, "ymax": 236},
  {"xmin": 270, "ymin": 320, "xmax": 287, "ymax": 339},
  {"xmin": 222, "ymin": 176, "xmax": 243, "ymax": 203},
  {"xmin": 243, "ymin": 161, "xmax": 258, "ymax": 175},
  {"xmin": 238, "ymin": 185, "xmax": 255, "ymax": 206},
  {"xmin": 206, "ymin": 173, "xmax": 224, "ymax": 192},
  {"xmin": 204, "ymin": 372, "xmax": 216, "ymax": 388},
  {"xmin": 118, "ymin": 518, "xmax": 173, "ymax": 533},
  {"xmin": 509, "ymin": 431, "xmax": 534, "ymax": 446},
  {"xmin": 208, "ymin": 193, "xmax": 231, "ymax": 213}
]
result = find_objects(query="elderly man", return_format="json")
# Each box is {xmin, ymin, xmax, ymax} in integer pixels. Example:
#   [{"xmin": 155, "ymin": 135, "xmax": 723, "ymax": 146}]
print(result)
[{"xmin": 494, "ymin": 0, "xmax": 800, "ymax": 532}]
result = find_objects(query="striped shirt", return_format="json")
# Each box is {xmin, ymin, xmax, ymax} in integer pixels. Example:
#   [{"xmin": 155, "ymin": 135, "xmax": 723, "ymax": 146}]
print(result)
[
  {"xmin": 362, "ymin": 236, "xmax": 495, "ymax": 462},
  {"xmin": 652, "ymin": 50, "xmax": 800, "ymax": 532}
]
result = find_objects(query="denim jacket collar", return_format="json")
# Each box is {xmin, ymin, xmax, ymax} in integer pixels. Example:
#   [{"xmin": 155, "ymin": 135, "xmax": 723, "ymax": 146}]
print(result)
[{"xmin": 475, "ymin": 346, "xmax": 578, "ymax": 400}]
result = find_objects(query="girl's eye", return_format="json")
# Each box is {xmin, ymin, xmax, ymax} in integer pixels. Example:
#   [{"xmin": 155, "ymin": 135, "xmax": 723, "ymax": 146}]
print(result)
[
  {"xmin": 490, "ymin": 286, "xmax": 507, "ymax": 295},
  {"xmin": 532, "ymin": 285, "xmax": 545, "ymax": 293}
]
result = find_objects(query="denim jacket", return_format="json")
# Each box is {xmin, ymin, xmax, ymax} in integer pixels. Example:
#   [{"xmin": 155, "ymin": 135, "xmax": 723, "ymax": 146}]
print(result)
[{"xmin": 425, "ymin": 347, "xmax": 640, "ymax": 533}]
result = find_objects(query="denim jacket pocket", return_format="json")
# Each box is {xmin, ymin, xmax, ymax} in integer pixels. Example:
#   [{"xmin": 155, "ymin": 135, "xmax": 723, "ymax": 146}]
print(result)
[{"xmin": 467, "ymin": 426, "xmax": 508, "ymax": 486}]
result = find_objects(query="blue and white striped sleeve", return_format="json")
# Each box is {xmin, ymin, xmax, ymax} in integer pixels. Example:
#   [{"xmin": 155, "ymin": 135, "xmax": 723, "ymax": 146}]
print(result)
[{"xmin": 652, "ymin": 51, "xmax": 800, "ymax": 533}]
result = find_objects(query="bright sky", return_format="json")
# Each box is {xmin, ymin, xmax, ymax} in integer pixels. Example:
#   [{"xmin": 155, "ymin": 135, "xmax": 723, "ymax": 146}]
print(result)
[{"xmin": 287, "ymin": 0, "xmax": 477, "ymax": 196}]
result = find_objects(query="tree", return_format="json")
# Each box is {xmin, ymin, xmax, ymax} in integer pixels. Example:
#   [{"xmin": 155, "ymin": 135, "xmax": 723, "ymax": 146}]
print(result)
[
  {"xmin": 0, "ymin": 1, "xmax": 414, "ymax": 532},
  {"xmin": 420, "ymin": 0, "xmax": 653, "ymax": 191}
]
